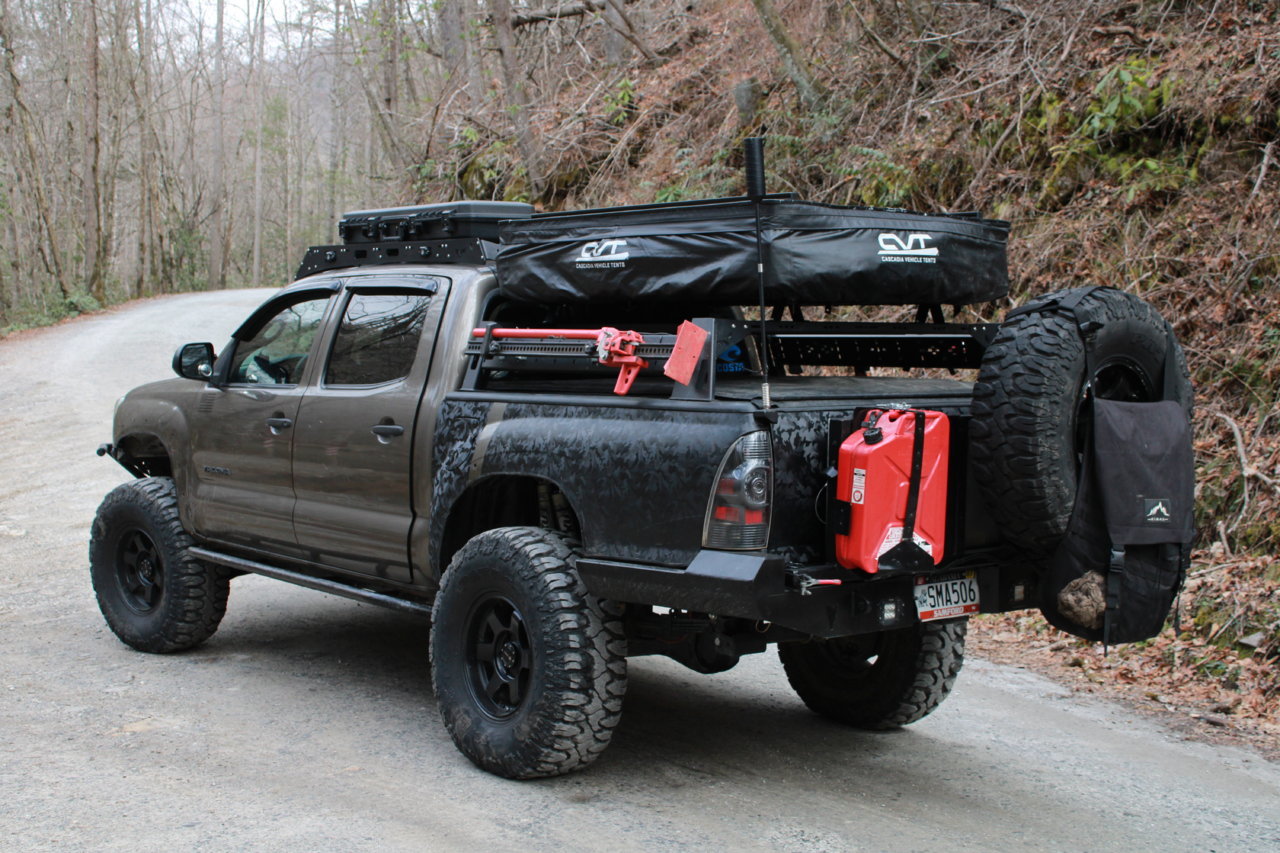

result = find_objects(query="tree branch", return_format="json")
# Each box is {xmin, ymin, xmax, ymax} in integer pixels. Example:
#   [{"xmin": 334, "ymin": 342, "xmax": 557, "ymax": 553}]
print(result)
[
  {"xmin": 504, "ymin": 0, "xmax": 636, "ymax": 29},
  {"xmin": 750, "ymin": 0, "xmax": 828, "ymax": 109},
  {"xmin": 971, "ymin": 0, "xmax": 1028, "ymax": 19},
  {"xmin": 846, "ymin": 1, "xmax": 908, "ymax": 72},
  {"xmin": 1247, "ymin": 140, "xmax": 1274, "ymax": 207},
  {"xmin": 604, "ymin": 0, "xmax": 661, "ymax": 64}
]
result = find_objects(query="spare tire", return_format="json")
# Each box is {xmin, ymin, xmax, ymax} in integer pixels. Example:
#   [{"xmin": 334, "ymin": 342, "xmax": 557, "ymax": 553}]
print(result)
[{"xmin": 969, "ymin": 287, "xmax": 1192, "ymax": 555}]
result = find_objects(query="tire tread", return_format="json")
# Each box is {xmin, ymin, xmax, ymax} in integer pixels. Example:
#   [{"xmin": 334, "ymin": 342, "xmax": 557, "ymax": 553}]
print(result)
[
  {"xmin": 970, "ymin": 287, "xmax": 1191, "ymax": 554},
  {"xmin": 90, "ymin": 477, "xmax": 228, "ymax": 653},
  {"xmin": 779, "ymin": 619, "xmax": 966, "ymax": 730},
  {"xmin": 430, "ymin": 526, "xmax": 626, "ymax": 779}
]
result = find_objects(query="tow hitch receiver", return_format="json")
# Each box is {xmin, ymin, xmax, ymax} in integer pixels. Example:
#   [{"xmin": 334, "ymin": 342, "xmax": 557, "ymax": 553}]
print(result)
[{"xmin": 787, "ymin": 571, "xmax": 844, "ymax": 596}]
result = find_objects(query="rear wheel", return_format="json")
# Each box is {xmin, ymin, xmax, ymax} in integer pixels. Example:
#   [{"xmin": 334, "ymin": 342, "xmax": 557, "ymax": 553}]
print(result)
[
  {"xmin": 430, "ymin": 527, "xmax": 627, "ymax": 779},
  {"xmin": 89, "ymin": 477, "xmax": 228, "ymax": 653},
  {"xmin": 778, "ymin": 618, "xmax": 967, "ymax": 729}
]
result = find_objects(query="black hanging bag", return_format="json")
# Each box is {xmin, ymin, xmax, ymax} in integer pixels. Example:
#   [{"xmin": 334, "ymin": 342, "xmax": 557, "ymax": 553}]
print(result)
[{"xmin": 1039, "ymin": 292, "xmax": 1195, "ymax": 645}]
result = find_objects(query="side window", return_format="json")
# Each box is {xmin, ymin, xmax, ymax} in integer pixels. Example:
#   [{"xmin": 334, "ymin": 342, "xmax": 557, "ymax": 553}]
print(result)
[
  {"xmin": 228, "ymin": 297, "xmax": 330, "ymax": 385},
  {"xmin": 325, "ymin": 292, "xmax": 432, "ymax": 386}
]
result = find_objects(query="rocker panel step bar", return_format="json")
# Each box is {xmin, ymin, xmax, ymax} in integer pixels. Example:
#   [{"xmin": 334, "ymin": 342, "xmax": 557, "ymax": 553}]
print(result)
[{"xmin": 189, "ymin": 547, "xmax": 434, "ymax": 618}]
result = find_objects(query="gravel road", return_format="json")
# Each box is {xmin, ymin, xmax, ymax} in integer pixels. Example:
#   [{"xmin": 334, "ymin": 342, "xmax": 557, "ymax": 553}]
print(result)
[{"xmin": 1, "ymin": 290, "xmax": 1277, "ymax": 852}]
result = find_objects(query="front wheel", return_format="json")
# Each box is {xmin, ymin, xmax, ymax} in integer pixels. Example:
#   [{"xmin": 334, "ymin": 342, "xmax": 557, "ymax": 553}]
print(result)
[
  {"xmin": 429, "ymin": 527, "xmax": 627, "ymax": 779},
  {"xmin": 89, "ymin": 477, "xmax": 229, "ymax": 653},
  {"xmin": 778, "ymin": 618, "xmax": 966, "ymax": 729}
]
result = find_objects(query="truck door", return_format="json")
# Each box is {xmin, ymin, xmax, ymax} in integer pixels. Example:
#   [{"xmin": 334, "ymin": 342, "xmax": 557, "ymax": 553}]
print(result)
[
  {"xmin": 290, "ymin": 276, "xmax": 447, "ymax": 582},
  {"xmin": 189, "ymin": 289, "xmax": 336, "ymax": 555}
]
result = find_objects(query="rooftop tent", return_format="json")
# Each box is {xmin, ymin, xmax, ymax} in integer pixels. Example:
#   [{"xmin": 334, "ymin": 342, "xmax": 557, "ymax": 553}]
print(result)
[{"xmin": 494, "ymin": 197, "xmax": 1009, "ymax": 307}]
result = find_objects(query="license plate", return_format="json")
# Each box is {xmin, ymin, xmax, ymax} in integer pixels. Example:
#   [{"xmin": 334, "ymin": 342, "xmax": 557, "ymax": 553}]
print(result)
[{"xmin": 914, "ymin": 571, "xmax": 980, "ymax": 621}]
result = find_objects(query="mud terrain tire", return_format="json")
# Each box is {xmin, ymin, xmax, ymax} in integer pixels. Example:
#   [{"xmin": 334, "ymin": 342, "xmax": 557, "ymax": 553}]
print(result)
[
  {"xmin": 778, "ymin": 618, "xmax": 967, "ymax": 729},
  {"xmin": 90, "ymin": 477, "xmax": 229, "ymax": 653},
  {"xmin": 430, "ymin": 527, "xmax": 627, "ymax": 779},
  {"xmin": 969, "ymin": 287, "xmax": 1192, "ymax": 555}
]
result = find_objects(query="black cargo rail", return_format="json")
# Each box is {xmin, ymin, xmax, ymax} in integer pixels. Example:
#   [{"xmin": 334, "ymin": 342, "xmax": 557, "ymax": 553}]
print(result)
[
  {"xmin": 767, "ymin": 321, "xmax": 1000, "ymax": 371},
  {"xmin": 460, "ymin": 318, "xmax": 1000, "ymax": 400}
]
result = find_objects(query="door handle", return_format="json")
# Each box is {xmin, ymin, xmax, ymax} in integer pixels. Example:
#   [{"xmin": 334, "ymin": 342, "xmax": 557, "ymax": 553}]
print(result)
[
  {"xmin": 370, "ymin": 424, "xmax": 405, "ymax": 439},
  {"xmin": 265, "ymin": 417, "xmax": 293, "ymax": 433}
]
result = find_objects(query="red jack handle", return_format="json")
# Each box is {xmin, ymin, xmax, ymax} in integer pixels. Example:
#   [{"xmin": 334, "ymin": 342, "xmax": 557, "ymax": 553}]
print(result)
[
  {"xmin": 596, "ymin": 327, "xmax": 648, "ymax": 395},
  {"xmin": 471, "ymin": 326, "xmax": 648, "ymax": 395}
]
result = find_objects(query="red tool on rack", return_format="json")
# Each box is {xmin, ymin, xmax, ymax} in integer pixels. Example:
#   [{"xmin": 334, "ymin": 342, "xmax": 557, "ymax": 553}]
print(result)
[
  {"xmin": 594, "ymin": 328, "xmax": 649, "ymax": 394},
  {"xmin": 471, "ymin": 326, "xmax": 650, "ymax": 395}
]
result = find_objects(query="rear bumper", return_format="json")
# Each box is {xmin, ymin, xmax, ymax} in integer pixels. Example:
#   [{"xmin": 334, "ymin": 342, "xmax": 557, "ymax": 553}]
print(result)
[{"xmin": 576, "ymin": 549, "xmax": 1037, "ymax": 638}]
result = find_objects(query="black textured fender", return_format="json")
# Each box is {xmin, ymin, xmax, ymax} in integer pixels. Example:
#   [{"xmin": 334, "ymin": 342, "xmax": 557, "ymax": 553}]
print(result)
[{"xmin": 429, "ymin": 396, "xmax": 758, "ymax": 575}]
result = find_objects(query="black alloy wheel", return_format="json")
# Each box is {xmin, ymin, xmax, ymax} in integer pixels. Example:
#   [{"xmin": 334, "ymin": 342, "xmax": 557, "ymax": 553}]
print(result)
[
  {"xmin": 90, "ymin": 477, "xmax": 229, "ymax": 653},
  {"xmin": 465, "ymin": 594, "xmax": 533, "ymax": 718},
  {"xmin": 430, "ymin": 526, "xmax": 627, "ymax": 779},
  {"xmin": 115, "ymin": 528, "xmax": 165, "ymax": 613}
]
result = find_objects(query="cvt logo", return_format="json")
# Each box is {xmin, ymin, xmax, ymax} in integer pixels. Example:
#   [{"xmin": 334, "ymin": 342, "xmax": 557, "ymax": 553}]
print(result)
[
  {"xmin": 877, "ymin": 233, "xmax": 938, "ymax": 264},
  {"xmin": 1144, "ymin": 498, "xmax": 1172, "ymax": 523},
  {"xmin": 576, "ymin": 239, "xmax": 630, "ymax": 265}
]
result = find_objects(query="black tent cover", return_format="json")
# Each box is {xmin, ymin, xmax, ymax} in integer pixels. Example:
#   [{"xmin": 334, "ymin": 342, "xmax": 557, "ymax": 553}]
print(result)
[{"xmin": 495, "ymin": 197, "xmax": 1010, "ymax": 306}]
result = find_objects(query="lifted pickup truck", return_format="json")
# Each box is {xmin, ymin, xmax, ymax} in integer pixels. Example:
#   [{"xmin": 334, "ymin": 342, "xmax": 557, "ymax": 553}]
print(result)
[{"xmin": 91, "ymin": 158, "xmax": 1194, "ymax": 778}]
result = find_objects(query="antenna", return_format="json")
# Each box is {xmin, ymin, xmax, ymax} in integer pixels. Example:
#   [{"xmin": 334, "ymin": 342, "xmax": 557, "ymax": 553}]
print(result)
[{"xmin": 744, "ymin": 137, "xmax": 773, "ymax": 409}]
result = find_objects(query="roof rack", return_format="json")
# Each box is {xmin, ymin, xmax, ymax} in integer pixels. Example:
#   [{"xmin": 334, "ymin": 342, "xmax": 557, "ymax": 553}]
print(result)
[
  {"xmin": 294, "ymin": 239, "xmax": 491, "ymax": 279},
  {"xmin": 295, "ymin": 200, "xmax": 533, "ymax": 279}
]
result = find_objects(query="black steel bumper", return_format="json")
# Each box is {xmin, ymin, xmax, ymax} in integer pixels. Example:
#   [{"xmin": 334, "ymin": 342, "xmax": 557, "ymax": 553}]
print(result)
[{"xmin": 575, "ymin": 549, "xmax": 1036, "ymax": 639}]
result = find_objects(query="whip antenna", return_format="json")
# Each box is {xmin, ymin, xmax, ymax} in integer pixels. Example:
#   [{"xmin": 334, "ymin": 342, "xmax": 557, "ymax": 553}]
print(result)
[{"xmin": 744, "ymin": 137, "xmax": 773, "ymax": 409}]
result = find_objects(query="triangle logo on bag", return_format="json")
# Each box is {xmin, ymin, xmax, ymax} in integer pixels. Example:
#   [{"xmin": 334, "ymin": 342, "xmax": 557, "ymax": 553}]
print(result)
[{"xmin": 1143, "ymin": 498, "xmax": 1172, "ymax": 523}]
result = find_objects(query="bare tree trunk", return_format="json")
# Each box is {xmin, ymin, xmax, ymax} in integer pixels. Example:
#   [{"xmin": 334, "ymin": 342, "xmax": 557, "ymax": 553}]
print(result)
[
  {"xmin": 440, "ymin": 0, "xmax": 468, "ymax": 87},
  {"xmin": 326, "ymin": 3, "xmax": 345, "ymax": 225},
  {"xmin": 344, "ymin": 0, "xmax": 409, "ymax": 176},
  {"xmin": 750, "ymin": 0, "xmax": 828, "ymax": 109},
  {"xmin": 284, "ymin": 97, "xmax": 294, "ymax": 273},
  {"xmin": 83, "ymin": 0, "xmax": 106, "ymax": 303},
  {"xmin": 0, "ymin": 0, "xmax": 70, "ymax": 298},
  {"xmin": 489, "ymin": 0, "xmax": 543, "ymax": 198},
  {"xmin": 465, "ymin": 0, "xmax": 486, "ymax": 106},
  {"xmin": 208, "ymin": 0, "xmax": 227, "ymax": 290},
  {"xmin": 250, "ymin": 0, "xmax": 265, "ymax": 286},
  {"xmin": 132, "ymin": 0, "xmax": 157, "ymax": 297},
  {"xmin": 380, "ymin": 0, "xmax": 402, "ymax": 166},
  {"xmin": 603, "ymin": 0, "xmax": 626, "ymax": 64}
]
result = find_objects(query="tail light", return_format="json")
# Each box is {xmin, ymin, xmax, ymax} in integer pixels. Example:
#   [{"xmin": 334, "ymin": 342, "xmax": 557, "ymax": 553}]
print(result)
[{"xmin": 703, "ymin": 431, "xmax": 773, "ymax": 550}]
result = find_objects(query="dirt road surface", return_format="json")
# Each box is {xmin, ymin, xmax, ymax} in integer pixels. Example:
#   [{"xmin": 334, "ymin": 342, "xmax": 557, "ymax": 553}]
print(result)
[{"xmin": 2, "ymin": 291, "xmax": 1277, "ymax": 852}]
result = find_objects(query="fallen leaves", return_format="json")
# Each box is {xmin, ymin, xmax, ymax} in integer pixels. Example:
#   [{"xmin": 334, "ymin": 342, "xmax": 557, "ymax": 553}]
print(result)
[{"xmin": 971, "ymin": 552, "xmax": 1279, "ymax": 756}]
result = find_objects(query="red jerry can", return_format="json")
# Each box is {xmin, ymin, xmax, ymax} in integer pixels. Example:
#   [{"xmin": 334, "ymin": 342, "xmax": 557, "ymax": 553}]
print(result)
[{"xmin": 835, "ymin": 409, "xmax": 950, "ymax": 573}]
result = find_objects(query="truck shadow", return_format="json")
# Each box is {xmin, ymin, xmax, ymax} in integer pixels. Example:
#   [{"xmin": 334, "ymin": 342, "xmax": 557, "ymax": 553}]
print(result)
[{"xmin": 198, "ymin": 584, "xmax": 964, "ymax": 787}]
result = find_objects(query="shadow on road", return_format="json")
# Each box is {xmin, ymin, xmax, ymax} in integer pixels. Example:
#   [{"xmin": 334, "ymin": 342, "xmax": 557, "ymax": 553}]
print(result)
[{"xmin": 192, "ymin": 582, "xmax": 950, "ymax": 784}]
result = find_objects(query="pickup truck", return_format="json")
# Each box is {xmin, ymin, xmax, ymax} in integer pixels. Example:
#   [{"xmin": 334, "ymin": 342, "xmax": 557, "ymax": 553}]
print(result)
[{"xmin": 91, "ymin": 185, "xmax": 1193, "ymax": 779}]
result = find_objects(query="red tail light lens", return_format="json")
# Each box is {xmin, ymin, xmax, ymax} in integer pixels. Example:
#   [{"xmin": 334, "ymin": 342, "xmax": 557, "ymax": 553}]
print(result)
[{"xmin": 703, "ymin": 431, "xmax": 772, "ymax": 550}]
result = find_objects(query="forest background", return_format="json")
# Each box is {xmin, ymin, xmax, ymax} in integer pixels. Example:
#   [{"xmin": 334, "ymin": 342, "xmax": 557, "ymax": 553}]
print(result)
[{"xmin": 1, "ymin": 0, "xmax": 1276, "ymax": 736}]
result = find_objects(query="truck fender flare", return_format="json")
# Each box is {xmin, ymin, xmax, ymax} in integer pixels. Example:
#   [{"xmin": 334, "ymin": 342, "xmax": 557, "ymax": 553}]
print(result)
[{"xmin": 431, "ymin": 473, "xmax": 585, "ymax": 582}]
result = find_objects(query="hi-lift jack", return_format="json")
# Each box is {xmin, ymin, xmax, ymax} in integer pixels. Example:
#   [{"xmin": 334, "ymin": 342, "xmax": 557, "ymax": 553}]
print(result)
[{"xmin": 471, "ymin": 326, "xmax": 651, "ymax": 395}]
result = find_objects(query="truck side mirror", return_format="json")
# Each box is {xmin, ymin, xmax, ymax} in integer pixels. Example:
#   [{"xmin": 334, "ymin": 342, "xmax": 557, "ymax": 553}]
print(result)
[{"xmin": 173, "ymin": 342, "xmax": 216, "ymax": 381}]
